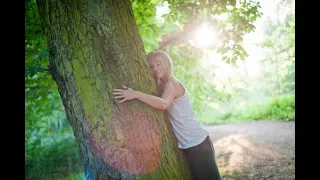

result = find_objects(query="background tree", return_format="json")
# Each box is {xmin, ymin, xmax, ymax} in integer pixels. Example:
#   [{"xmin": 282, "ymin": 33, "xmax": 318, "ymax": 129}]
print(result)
[{"xmin": 258, "ymin": 2, "xmax": 295, "ymax": 96}]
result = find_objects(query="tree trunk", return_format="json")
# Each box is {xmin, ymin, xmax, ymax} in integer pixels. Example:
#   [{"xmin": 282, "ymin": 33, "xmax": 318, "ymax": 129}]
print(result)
[{"xmin": 36, "ymin": 0, "xmax": 192, "ymax": 179}]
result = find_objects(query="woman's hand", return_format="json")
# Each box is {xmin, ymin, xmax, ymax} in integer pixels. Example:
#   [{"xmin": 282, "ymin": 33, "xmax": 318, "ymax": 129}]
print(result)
[{"xmin": 113, "ymin": 85, "xmax": 138, "ymax": 103}]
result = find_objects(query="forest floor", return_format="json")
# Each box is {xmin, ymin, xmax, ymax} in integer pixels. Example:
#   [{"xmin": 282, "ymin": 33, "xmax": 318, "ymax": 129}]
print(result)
[{"xmin": 205, "ymin": 120, "xmax": 295, "ymax": 180}]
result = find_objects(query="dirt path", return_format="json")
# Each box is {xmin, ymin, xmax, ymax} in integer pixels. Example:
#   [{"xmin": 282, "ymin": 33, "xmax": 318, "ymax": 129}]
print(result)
[{"xmin": 204, "ymin": 120, "xmax": 295, "ymax": 180}]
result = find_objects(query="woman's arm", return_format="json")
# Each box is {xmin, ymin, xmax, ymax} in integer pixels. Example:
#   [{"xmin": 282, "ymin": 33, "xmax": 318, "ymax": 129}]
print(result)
[{"xmin": 113, "ymin": 83, "xmax": 175, "ymax": 110}]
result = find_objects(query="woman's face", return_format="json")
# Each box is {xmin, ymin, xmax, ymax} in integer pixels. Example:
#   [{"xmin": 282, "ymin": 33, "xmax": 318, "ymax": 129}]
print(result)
[{"xmin": 149, "ymin": 60, "xmax": 165, "ymax": 79}]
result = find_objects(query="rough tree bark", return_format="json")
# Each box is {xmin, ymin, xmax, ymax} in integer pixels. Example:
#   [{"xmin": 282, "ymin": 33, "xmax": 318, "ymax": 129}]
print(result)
[{"xmin": 36, "ymin": 0, "xmax": 192, "ymax": 179}]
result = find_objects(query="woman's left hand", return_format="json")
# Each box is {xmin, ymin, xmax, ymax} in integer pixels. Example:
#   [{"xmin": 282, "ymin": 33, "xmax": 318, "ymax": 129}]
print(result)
[{"xmin": 113, "ymin": 85, "xmax": 137, "ymax": 103}]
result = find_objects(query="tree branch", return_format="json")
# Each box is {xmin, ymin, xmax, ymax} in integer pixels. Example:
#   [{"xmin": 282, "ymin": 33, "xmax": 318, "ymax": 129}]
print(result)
[{"xmin": 158, "ymin": 20, "xmax": 200, "ymax": 49}]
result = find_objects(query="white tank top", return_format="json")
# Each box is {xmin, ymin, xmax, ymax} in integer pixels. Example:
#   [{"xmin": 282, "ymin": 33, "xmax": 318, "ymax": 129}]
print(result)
[{"xmin": 166, "ymin": 78, "xmax": 209, "ymax": 149}]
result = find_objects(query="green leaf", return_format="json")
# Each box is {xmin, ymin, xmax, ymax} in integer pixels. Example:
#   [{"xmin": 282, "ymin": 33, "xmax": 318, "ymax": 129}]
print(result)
[
  {"xmin": 228, "ymin": 0, "xmax": 236, "ymax": 6},
  {"xmin": 217, "ymin": 46, "xmax": 228, "ymax": 54},
  {"xmin": 222, "ymin": 56, "xmax": 228, "ymax": 61}
]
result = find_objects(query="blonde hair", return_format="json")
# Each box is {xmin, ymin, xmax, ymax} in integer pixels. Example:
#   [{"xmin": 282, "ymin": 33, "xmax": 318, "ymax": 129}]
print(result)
[{"xmin": 147, "ymin": 50, "xmax": 173, "ymax": 88}]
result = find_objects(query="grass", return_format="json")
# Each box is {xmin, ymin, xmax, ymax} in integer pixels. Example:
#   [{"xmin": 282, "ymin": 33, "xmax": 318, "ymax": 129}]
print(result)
[
  {"xmin": 25, "ymin": 133, "xmax": 85, "ymax": 180},
  {"xmin": 217, "ymin": 161, "xmax": 248, "ymax": 180},
  {"xmin": 198, "ymin": 95, "xmax": 295, "ymax": 125}
]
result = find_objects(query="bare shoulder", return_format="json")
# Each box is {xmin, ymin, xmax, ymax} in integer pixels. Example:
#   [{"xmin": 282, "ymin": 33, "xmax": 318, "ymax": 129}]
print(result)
[
  {"xmin": 164, "ymin": 81, "xmax": 174, "ymax": 89},
  {"xmin": 167, "ymin": 80, "xmax": 185, "ymax": 98}
]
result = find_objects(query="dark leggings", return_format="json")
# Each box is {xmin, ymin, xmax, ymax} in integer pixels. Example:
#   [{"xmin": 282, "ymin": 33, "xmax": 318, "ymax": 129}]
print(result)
[{"xmin": 183, "ymin": 136, "xmax": 222, "ymax": 180}]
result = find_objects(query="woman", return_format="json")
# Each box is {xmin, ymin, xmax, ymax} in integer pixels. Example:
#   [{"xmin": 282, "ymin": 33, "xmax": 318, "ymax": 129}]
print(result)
[{"xmin": 113, "ymin": 50, "xmax": 222, "ymax": 180}]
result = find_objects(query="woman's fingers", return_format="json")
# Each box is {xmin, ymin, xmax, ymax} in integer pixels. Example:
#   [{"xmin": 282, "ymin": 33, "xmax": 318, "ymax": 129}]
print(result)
[
  {"xmin": 114, "ymin": 89, "xmax": 125, "ymax": 92},
  {"xmin": 113, "ymin": 87, "xmax": 129, "ymax": 103},
  {"xmin": 114, "ymin": 95, "xmax": 124, "ymax": 99},
  {"xmin": 113, "ymin": 92, "xmax": 123, "ymax": 95},
  {"xmin": 119, "ymin": 98, "xmax": 127, "ymax": 103}
]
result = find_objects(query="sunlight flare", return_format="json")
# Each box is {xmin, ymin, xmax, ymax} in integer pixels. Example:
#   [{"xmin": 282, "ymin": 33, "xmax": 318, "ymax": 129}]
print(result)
[{"xmin": 192, "ymin": 24, "xmax": 218, "ymax": 49}]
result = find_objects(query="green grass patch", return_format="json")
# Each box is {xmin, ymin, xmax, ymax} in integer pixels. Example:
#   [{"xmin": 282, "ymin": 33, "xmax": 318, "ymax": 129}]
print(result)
[
  {"xmin": 26, "ymin": 131, "xmax": 84, "ymax": 180},
  {"xmin": 198, "ymin": 95, "xmax": 295, "ymax": 125}
]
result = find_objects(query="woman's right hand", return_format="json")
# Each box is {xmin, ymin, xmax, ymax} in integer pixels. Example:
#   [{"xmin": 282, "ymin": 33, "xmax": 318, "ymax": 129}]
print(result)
[{"xmin": 113, "ymin": 85, "xmax": 139, "ymax": 103}]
